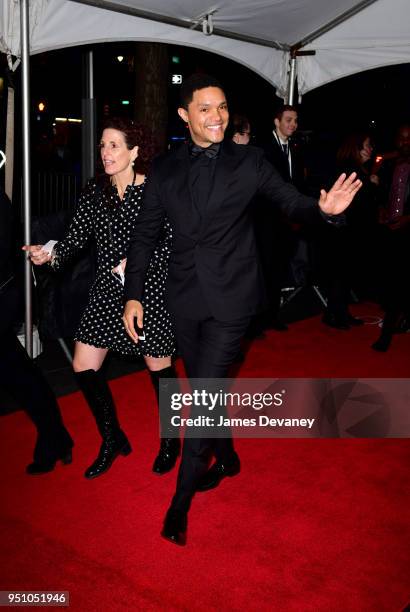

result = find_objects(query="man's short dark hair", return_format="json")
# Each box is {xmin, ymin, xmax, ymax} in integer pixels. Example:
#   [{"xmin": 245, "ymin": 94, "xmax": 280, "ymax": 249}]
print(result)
[
  {"xmin": 180, "ymin": 74, "xmax": 225, "ymax": 110},
  {"xmin": 274, "ymin": 104, "xmax": 298, "ymax": 121}
]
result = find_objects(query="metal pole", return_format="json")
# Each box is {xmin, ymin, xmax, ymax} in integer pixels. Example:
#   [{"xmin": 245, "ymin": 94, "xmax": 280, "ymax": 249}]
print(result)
[
  {"xmin": 288, "ymin": 55, "xmax": 297, "ymax": 105},
  {"xmin": 81, "ymin": 49, "xmax": 96, "ymax": 186},
  {"xmin": 5, "ymin": 85, "xmax": 15, "ymax": 201},
  {"xmin": 20, "ymin": 0, "xmax": 33, "ymax": 357}
]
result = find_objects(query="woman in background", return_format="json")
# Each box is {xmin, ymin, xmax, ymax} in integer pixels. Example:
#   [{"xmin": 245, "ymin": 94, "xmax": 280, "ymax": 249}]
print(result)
[{"xmin": 321, "ymin": 132, "xmax": 381, "ymax": 328}]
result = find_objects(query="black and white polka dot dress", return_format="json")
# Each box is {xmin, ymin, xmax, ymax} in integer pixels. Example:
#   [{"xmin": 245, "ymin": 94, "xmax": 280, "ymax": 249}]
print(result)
[{"xmin": 52, "ymin": 179, "xmax": 175, "ymax": 357}]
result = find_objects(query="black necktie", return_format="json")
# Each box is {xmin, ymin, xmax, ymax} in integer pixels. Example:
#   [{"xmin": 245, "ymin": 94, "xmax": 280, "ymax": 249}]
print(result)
[
  {"xmin": 282, "ymin": 143, "xmax": 288, "ymax": 156},
  {"xmin": 190, "ymin": 142, "xmax": 220, "ymax": 159}
]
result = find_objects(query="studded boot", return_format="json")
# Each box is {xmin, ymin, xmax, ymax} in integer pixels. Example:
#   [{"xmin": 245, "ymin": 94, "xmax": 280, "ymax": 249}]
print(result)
[
  {"xmin": 149, "ymin": 365, "xmax": 181, "ymax": 475},
  {"xmin": 75, "ymin": 369, "xmax": 132, "ymax": 479}
]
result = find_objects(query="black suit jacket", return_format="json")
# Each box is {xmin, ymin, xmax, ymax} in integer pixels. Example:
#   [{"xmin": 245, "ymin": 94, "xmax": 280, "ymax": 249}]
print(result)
[
  {"xmin": 125, "ymin": 140, "xmax": 319, "ymax": 321},
  {"xmin": 263, "ymin": 135, "xmax": 305, "ymax": 190}
]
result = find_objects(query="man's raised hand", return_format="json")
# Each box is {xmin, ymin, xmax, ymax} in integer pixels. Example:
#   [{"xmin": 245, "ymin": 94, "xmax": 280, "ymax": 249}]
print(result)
[{"xmin": 319, "ymin": 172, "xmax": 362, "ymax": 216}]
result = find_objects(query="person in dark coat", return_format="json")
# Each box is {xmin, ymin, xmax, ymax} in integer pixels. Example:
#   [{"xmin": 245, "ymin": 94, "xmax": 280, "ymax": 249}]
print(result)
[
  {"xmin": 372, "ymin": 123, "xmax": 410, "ymax": 350},
  {"xmin": 0, "ymin": 185, "xmax": 73, "ymax": 474},
  {"xmin": 315, "ymin": 132, "xmax": 381, "ymax": 330}
]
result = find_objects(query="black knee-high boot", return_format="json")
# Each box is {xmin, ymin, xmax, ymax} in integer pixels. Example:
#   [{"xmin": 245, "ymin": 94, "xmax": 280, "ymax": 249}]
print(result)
[
  {"xmin": 75, "ymin": 369, "xmax": 131, "ymax": 479},
  {"xmin": 149, "ymin": 365, "xmax": 180, "ymax": 475}
]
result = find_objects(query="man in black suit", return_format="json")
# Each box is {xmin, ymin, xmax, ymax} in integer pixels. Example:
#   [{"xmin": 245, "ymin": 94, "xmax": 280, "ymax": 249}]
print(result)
[
  {"xmin": 123, "ymin": 74, "xmax": 361, "ymax": 545},
  {"xmin": 264, "ymin": 105, "xmax": 304, "ymax": 188},
  {"xmin": 255, "ymin": 105, "xmax": 307, "ymax": 332}
]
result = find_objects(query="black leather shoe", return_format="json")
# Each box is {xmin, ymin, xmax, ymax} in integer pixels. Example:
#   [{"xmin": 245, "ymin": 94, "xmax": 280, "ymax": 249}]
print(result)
[
  {"xmin": 322, "ymin": 314, "xmax": 350, "ymax": 330},
  {"xmin": 84, "ymin": 438, "xmax": 131, "ymax": 479},
  {"xmin": 196, "ymin": 456, "xmax": 240, "ymax": 492},
  {"xmin": 161, "ymin": 509, "xmax": 187, "ymax": 546},
  {"xmin": 26, "ymin": 450, "xmax": 72, "ymax": 475},
  {"xmin": 372, "ymin": 335, "xmax": 392, "ymax": 352},
  {"xmin": 152, "ymin": 438, "xmax": 180, "ymax": 474}
]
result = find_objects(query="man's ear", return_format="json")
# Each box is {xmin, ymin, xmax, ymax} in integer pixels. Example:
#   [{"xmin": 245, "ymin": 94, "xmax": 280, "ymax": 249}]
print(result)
[
  {"xmin": 178, "ymin": 107, "xmax": 189, "ymax": 123},
  {"xmin": 274, "ymin": 117, "xmax": 279, "ymax": 130}
]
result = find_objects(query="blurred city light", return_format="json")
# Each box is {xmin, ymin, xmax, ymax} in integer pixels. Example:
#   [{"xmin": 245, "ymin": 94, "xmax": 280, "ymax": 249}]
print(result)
[
  {"xmin": 54, "ymin": 117, "xmax": 82, "ymax": 123},
  {"xmin": 117, "ymin": 55, "xmax": 124, "ymax": 62},
  {"xmin": 38, "ymin": 102, "xmax": 45, "ymax": 111},
  {"xmin": 121, "ymin": 100, "xmax": 130, "ymax": 105}
]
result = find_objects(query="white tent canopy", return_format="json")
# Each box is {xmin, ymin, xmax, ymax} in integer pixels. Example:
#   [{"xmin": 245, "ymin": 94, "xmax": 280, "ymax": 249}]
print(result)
[{"xmin": 1, "ymin": 0, "xmax": 409, "ymax": 96}]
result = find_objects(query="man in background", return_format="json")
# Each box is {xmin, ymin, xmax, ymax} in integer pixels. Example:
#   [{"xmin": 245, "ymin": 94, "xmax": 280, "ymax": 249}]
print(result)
[{"xmin": 255, "ymin": 105, "xmax": 307, "ymax": 332}]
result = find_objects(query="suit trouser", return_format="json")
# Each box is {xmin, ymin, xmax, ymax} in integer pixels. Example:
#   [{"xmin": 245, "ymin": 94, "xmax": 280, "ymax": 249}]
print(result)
[
  {"xmin": 169, "ymin": 314, "xmax": 251, "ymax": 513},
  {"xmin": 0, "ymin": 329, "xmax": 73, "ymax": 463}
]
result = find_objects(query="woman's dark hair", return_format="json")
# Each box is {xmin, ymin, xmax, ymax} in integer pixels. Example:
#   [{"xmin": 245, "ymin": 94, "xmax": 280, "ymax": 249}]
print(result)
[
  {"xmin": 97, "ymin": 117, "xmax": 156, "ymax": 180},
  {"xmin": 336, "ymin": 132, "xmax": 371, "ymax": 168},
  {"xmin": 226, "ymin": 114, "xmax": 250, "ymax": 140}
]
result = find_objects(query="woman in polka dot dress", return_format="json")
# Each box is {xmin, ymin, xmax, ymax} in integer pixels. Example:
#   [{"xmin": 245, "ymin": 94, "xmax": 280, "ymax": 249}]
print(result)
[{"xmin": 24, "ymin": 118, "xmax": 180, "ymax": 480}]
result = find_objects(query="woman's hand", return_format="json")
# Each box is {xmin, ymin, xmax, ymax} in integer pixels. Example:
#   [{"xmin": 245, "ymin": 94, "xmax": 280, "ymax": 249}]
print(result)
[
  {"xmin": 22, "ymin": 244, "xmax": 51, "ymax": 265},
  {"xmin": 123, "ymin": 299, "xmax": 144, "ymax": 344}
]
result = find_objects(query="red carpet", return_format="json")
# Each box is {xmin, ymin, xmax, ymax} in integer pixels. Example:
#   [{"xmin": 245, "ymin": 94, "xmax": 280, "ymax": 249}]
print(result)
[{"xmin": 1, "ymin": 304, "xmax": 410, "ymax": 611}]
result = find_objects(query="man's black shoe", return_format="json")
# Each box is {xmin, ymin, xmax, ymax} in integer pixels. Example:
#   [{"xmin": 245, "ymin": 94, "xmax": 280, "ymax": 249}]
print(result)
[
  {"xmin": 196, "ymin": 456, "xmax": 240, "ymax": 492},
  {"xmin": 372, "ymin": 335, "xmax": 391, "ymax": 352},
  {"xmin": 161, "ymin": 509, "xmax": 187, "ymax": 546}
]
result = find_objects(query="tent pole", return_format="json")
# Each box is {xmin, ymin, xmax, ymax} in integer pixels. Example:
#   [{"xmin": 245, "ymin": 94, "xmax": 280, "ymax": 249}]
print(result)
[
  {"xmin": 287, "ymin": 54, "xmax": 297, "ymax": 105},
  {"xmin": 20, "ymin": 0, "xmax": 33, "ymax": 357},
  {"xmin": 5, "ymin": 85, "xmax": 15, "ymax": 201},
  {"xmin": 81, "ymin": 49, "xmax": 96, "ymax": 186}
]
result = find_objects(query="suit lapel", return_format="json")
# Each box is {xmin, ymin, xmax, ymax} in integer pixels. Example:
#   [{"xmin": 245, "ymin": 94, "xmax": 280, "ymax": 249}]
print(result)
[
  {"xmin": 165, "ymin": 143, "xmax": 204, "ymax": 236},
  {"xmin": 171, "ymin": 143, "xmax": 199, "ymax": 215}
]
